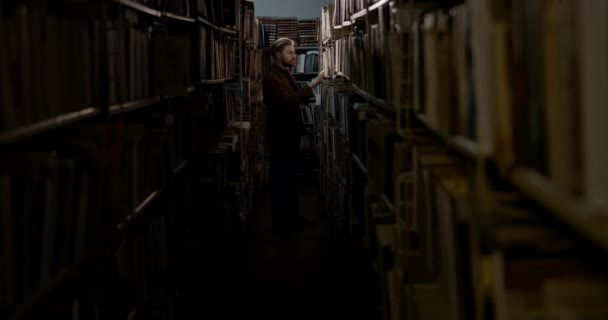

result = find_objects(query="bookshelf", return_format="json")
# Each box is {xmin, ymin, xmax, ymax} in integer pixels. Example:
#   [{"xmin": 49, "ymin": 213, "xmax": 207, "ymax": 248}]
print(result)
[
  {"xmin": 0, "ymin": 0, "xmax": 262, "ymax": 319},
  {"xmin": 318, "ymin": 0, "xmax": 608, "ymax": 319}
]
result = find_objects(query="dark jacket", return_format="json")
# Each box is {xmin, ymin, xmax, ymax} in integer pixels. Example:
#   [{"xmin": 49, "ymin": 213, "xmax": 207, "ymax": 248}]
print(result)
[{"xmin": 262, "ymin": 63, "xmax": 313, "ymax": 157}]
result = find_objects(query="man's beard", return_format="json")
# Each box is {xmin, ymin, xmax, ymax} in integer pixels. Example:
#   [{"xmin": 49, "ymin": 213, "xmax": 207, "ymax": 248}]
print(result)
[{"xmin": 283, "ymin": 57, "xmax": 296, "ymax": 67}]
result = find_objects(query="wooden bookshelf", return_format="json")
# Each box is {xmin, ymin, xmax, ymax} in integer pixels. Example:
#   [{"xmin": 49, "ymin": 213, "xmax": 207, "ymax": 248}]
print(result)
[{"xmin": 0, "ymin": 0, "xmax": 256, "ymax": 317}]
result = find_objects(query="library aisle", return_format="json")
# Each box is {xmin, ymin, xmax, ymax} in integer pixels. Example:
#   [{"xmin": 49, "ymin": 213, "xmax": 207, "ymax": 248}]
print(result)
[
  {"xmin": 4, "ymin": 0, "xmax": 608, "ymax": 319},
  {"xmin": 173, "ymin": 174, "xmax": 376, "ymax": 319}
]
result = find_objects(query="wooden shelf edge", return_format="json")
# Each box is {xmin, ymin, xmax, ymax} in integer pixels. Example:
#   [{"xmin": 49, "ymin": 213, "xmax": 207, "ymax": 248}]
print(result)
[
  {"xmin": 351, "ymin": 9, "xmax": 368, "ymax": 21},
  {"xmin": 173, "ymin": 159, "xmax": 188, "ymax": 175},
  {"xmin": 109, "ymin": 96, "xmax": 161, "ymax": 116},
  {"xmin": 369, "ymin": 0, "xmax": 390, "ymax": 11},
  {"xmin": 165, "ymin": 12, "xmax": 195, "ymax": 23},
  {"xmin": 201, "ymin": 77, "xmax": 235, "ymax": 85},
  {"xmin": 414, "ymin": 113, "xmax": 487, "ymax": 160},
  {"xmin": 352, "ymin": 84, "xmax": 389, "ymax": 110},
  {"xmin": 198, "ymin": 15, "xmax": 218, "ymax": 29},
  {"xmin": 0, "ymin": 108, "xmax": 99, "ymax": 147},
  {"xmin": 379, "ymin": 194, "xmax": 395, "ymax": 213},
  {"xmin": 117, "ymin": 160, "xmax": 190, "ymax": 232},
  {"xmin": 509, "ymin": 168, "xmax": 608, "ymax": 251},
  {"xmin": 353, "ymin": 154, "xmax": 368, "ymax": 177},
  {"xmin": 118, "ymin": 0, "xmax": 161, "ymax": 17},
  {"xmin": 218, "ymin": 26, "xmax": 238, "ymax": 35},
  {"xmin": 448, "ymin": 136, "xmax": 487, "ymax": 160}
]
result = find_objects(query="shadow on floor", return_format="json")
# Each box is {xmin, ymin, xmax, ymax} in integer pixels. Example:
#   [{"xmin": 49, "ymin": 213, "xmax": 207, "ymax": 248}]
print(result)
[{"xmin": 175, "ymin": 174, "xmax": 377, "ymax": 319}]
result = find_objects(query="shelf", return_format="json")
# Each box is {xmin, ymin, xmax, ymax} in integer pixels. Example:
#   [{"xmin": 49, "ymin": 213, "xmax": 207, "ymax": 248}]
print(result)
[
  {"xmin": 342, "ymin": 20, "xmax": 353, "ymax": 27},
  {"xmin": 7, "ymin": 257, "xmax": 86, "ymax": 320},
  {"xmin": 293, "ymin": 72, "xmax": 318, "ymax": 76},
  {"xmin": 0, "ymin": 108, "xmax": 99, "ymax": 147},
  {"xmin": 117, "ymin": 160, "xmax": 189, "ymax": 232},
  {"xmin": 295, "ymin": 46, "xmax": 318, "ymax": 50},
  {"xmin": 218, "ymin": 26, "xmax": 238, "ymax": 35},
  {"xmin": 109, "ymin": 96, "xmax": 161, "ymax": 116},
  {"xmin": 117, "ymin": 0, "xmax": 161, "ymax": 17},
  {"xmin": 447, "ymin": 136, "xmax": 486, "ymax": 160},
  {"xmin": 128, "ymin": 309, "xmax": 137, "ymax": 320},
  {"xmin": 352, "ymin": 83, "xmax": 390, "ymax": 110},
  {"xmin": 509, "ymin": 168, "xmax": 608, "ymax": 252},
  {"xmin": 165, "ymin": 12, "xmax": 195, "ymax": 23},
  {"xmin": 187, "ymin": 85, "xmax": 196, "ymax": 93},
  {"xmin": 351, "ymin": 9, "xmax": 368, "ymax": 21},
  {"xmin": 201, "ymin": 77, "xmax": 234, "ymax": 85},
  {"xmin": 415, "ymin": 113, "xmax": 487, "ymax": 160},
  {"xmin": 198, "ymin": 16, "xmax": 218, "ymax": 29},
  {"xmin": 369, "ymin": 0, "xmax": 390, "ymax": 11},
  {"xmin": 334, "ymin": 25, "xmax": 343, "ymax": 30},
  {"xmin": 379, "ymin": 194, "xmax": 394, "ymax": 213},
  {"xmin": 197, "ymin": 16, "xmax": 237, "ymax": 35},
  {"xmin": 353, "ymin": 154, "xmax": 368, "ymax": 177}
]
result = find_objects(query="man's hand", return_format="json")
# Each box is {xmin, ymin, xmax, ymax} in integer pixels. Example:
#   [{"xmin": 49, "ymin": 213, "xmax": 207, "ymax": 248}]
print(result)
[{"xmin": 308, "ymin": 68, "xmax": 326, "ymax": 88}]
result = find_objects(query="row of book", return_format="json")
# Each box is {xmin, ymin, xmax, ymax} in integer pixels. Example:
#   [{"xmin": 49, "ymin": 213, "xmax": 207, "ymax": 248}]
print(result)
[
  {"xmin": 199, "ymin": 25, "xmax": 236, "ymax": 80},
  {"xmin": 242, "ymin": 6, "xmax": 260, "ymax": 44},
  {"xmin": 0, "ymin": 1, "xmax": 243, "ymax": 134},
  {"xmin": 198, "ymin": 0, "xmax": 238, "ymax": 27},
  {"xmin": 258, "ymin": 16, "xmax": 319, "ymax": 48},
  {"xmin": 408, "ymin": 0, "xmax": 608, "ymax": 208},
  {"xmin": 322, "ymin": 0, "xmax": 608, "ymax": 212},
  {"xmin": 0, "ymin": 7, "xmax": 100, "ymax": 132},
  {"xmin": 292, "ymin": 51, "xmax": 320, "ymax": 74},
  {"xmin": 243, "ymin": 48, "xmax": 262, "ymax": 79},
  {"xmin": 347, "ymin": 24, "xmax": 388, "ymax": 100},
  {"xmin": 0, "ymin": 149, "xmax": 104, "ymax": 307},
  {"xmin": 297, "ymin": 19, "xmax": 319, "ymax": 47}
]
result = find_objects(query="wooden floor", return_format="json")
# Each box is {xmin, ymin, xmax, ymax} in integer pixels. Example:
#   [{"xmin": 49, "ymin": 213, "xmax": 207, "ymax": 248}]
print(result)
[{"xmin": 174, "ymin": 173, "xmax": 377, "ymax": 319}]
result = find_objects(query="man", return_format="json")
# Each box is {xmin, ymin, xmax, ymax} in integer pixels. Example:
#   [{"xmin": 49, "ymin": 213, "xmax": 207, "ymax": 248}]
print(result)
[{"xmin": 262, "ymin": 38, "xmax": 325, "ymax": 234}]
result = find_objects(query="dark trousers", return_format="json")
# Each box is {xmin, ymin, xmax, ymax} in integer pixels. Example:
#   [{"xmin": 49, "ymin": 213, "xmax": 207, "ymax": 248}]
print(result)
[{"xmin": 269, "ymin": 152, "xmax": 299, "ymax": 230}]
